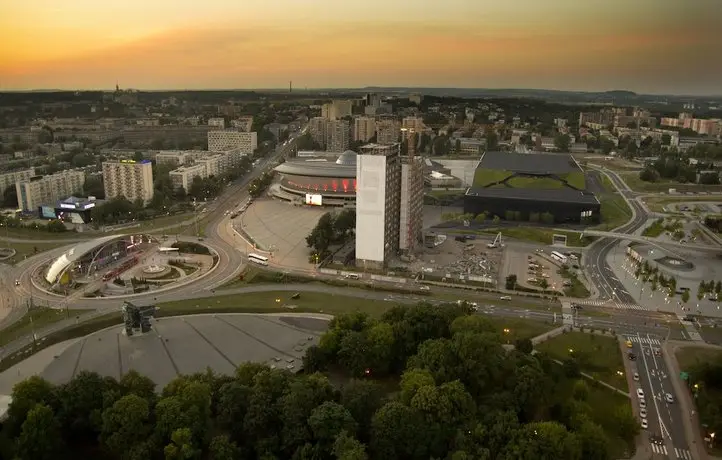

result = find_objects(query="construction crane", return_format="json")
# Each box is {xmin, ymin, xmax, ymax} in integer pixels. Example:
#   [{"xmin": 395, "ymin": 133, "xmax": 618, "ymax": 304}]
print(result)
[{"xmin": 487, "ymin": 232, "xmax": 503, "ymax": 249}]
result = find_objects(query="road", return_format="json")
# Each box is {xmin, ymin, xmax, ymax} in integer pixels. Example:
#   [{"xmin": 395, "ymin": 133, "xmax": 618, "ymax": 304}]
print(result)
[
  {"xmin": 0, "ymin": 134, "xmax": 298, "ymax": 326},
  {"xmin": 585, "ymin": 168, "xmax": 649, "ymax": 305},
  {"xmin": 0, "ymin": 147, "xmax": 702, "ymax": 458},
  {"xmin": 587, "ymin": 167, "xmax": 696, "ymax": 459},
  {"xmin": 627, "ymin": 334, "xmax": 693, "ymax": 459}
]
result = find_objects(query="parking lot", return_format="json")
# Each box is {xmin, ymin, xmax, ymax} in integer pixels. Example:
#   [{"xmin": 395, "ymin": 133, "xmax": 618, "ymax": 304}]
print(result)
[
  {"xmin": 237, "ymin": 198, "xmax": 325, "ymax": 270},
  {"xmin": 502, "ymin": 247, "xmax": 569, "ymax": 292}
]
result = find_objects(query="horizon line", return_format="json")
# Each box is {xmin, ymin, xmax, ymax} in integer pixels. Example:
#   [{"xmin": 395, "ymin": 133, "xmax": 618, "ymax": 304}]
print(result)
[{"xmin": 0, "ymin": 86, "xmax": 720, "ymax": 99}]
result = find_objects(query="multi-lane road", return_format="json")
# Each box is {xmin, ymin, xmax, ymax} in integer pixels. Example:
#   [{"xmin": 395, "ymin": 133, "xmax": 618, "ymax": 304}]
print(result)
[
  {"xmin": 585, "ymin": 168, "xmax": 650, "ymax": 305},
  {"xmin": 627, "ymin": 334, "xmax": 694, "ymax": 459}
]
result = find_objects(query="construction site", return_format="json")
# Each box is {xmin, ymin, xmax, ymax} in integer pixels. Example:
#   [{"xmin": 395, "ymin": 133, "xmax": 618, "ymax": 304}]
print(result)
[{"xmin": 409, "ymin": 232, "xmax": 505, "ymax": 286}]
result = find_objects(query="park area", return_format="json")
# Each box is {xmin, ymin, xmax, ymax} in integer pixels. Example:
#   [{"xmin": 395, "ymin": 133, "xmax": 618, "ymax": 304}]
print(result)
[{"xmin": 535, "ymin": 331, "xmax": 628, "ymax": 391}]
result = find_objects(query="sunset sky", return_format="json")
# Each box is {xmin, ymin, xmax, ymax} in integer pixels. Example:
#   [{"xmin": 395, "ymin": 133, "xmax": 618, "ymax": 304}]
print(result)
[{"xmin": 2, "ymin": 0, "xmax": 721, "ymax": 94}]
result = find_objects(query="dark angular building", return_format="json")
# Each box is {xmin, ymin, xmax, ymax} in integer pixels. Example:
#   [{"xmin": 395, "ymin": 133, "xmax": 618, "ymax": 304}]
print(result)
[{"xmin": 464, "ymin": 152, "xmax": 600, "ymax": 224}]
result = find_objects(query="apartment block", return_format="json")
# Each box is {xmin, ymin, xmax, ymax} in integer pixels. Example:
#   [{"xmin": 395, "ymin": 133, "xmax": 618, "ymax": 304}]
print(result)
[
  {"xmin": 325, "ymin": 120, "xmax": 350, "ymax": 152},
  {"xmin": 231, "ymin": 117, "xmax": 254, "ymax": 132},
  {"xmin": 208, "ymin": 118, "xmax": 226, "ymax": 129},
  {"xmin": 102, "ymin": 160, "xmax": 154, "ymax": 205},
  {"xmin": 321, "ymin": 100, "xmax": 352, "ymax": 121},
  {"xmin": 207, "ymin": 130, "xmax": 257, "ymax": 153},
  {"xmin": 355, "ymin": 143, "xmax": 401, "ymax": 269},
  {"xmin": 353, "ymin": 117, "xmax": 376, "ymax": 142},
  {"xmin": 376, "ymin": 119, "xmax": 401, "ymax": 144},
  {"xmin": 309, "ymin": 117, "xmax": 328, "ymax": 149},
  {"xmin": 155, "ymin": 151, "xmax": 197, "ymax": 167},
  {"xmin": 0, "ymin": 168, "xmax": 35, "ymax": 194},
  {"xmin": 399, "ymin": 132, "xmax": 423, "ymax": 253},
  {"xmin": 402, "ymin": 116, "xmax": 425, "ymax": 132},
  {"xmin": 196, "ymin": 154, "xmax": 227, "ymax": 178},
  {"xmin": 16, "ymin": 169, "xmax": 85, "ymax": 211},
  {"xmin": 169, "ymin": 164, "xmax": 207, "ymax": 191}
]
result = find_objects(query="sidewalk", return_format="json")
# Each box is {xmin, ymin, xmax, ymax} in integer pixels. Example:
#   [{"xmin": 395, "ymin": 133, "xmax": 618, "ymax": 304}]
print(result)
[{"xmin": 663, "ymin": 341, "xmax": 722, "ymax": 460}]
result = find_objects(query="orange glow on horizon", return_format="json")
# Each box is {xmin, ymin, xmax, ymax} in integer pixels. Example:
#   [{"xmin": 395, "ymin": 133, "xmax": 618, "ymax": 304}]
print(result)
[{"xmin": 1, "ymin": 0, "xmax": 721, "ymax": 94}]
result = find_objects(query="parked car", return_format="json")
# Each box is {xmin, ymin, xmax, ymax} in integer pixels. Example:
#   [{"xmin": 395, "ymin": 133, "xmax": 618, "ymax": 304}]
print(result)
[
  {"xmin": 641, "ymin": 418, "xmax": 648, "ymax": 429},
  {"xmin": 637, "ymin": 388, "xmax": 645, "ymax": 399},
  {"xmin": 633, "ymin": 373, "xmax": 640, "ymax": 381}
]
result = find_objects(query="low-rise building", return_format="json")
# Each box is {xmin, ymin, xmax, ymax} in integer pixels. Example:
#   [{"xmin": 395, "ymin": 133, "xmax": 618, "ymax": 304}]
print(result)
[{"xmin": 169, "ymin": 164, "xmax": 207, "ymax": 191}]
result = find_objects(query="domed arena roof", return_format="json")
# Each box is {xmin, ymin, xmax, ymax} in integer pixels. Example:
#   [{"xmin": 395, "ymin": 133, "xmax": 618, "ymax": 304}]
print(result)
[{"xmin": 335, "ymin": 150, "xmax": 358, "ymax": 166}]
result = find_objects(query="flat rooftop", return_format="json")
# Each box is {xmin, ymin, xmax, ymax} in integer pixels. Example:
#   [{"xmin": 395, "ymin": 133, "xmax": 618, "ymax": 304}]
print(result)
[
  {"xmin": 479, "ymin": 151, "xmax": 581, "ymax": 175},
  {"xmin": 466, "ymin": 187, "xmax": 600, "ymax": 205}
]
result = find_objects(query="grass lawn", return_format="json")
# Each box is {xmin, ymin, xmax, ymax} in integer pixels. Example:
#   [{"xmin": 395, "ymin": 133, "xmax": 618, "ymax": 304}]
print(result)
[
  {"xmin": 0, "ymin": 307, "xmax": 88, "ymax": 347},
  {"xmin": 494, "ymin": 317, "xmax": 557, "ymax": 341},
  {"xmin": 595, "ymin": 194, "xmax": 633, "ymax": 231},
  {"xmin": 434, "ymin": 292, "xmax": 562, "ymax": 313},
  {"xmin": 473, "ymin": 168, "xmax": 512, "ymax": 187},
  {"xmin": 549, "ymin": 374, "xmax": 633, "ymax": 458},
  {"xmin": 479, "ymin": 227, "xmax": 594, "ymax": 247},
  {"xmin": 0, "ymin": 228, "xmax": 83, "ymax": 240},
  {"xmin": 505, "ymin": 176, "xmax": 564, "ymax": 189},
  {"xmin": 564, "ymin": 171, "xmax": 587, "ymax": 190},
  {"xmin": 559, "ymin": 269, "xmax": 591, "ymax": 299},
  {"xmin": 675, "ymin": 346, "xmax": 722, "ymax": 372},
  {"xmin": 643, "ymin": 196, "xmax": 722, "ymax": 213},
  {"xmin": 698, "ymin": 326, "xmax": 722, "ymax": 346},
  {"xmin": 157, "ymin": 290, "xmax": 394, "ymax": 318},
  {"xmin": 2, "ymin": 241, "xmax": 70, "ymax": 264},
  {"xmin": 536, "ymin": 331, "xmax": 628, "ymax": 391},
  {"xmin": 136, "ymin": 213, "xmax": 195, "ymax": 233},
  {"xmin": 621, "ymin": 172, "xmax": 722, "ymax": 194}
]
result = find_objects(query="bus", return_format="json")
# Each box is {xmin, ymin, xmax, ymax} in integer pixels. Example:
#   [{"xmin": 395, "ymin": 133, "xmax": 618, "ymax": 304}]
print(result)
[
  {"xmin": 248, "ymin": 253, "xmax": 269, "ymax": 266},
  {"xmin": 159, "ymin": 247, "xmax": 179, "ymax": 252},
  {"xmin": 550, "ymin": 251, "xmax": 567, "ymax": 264}
]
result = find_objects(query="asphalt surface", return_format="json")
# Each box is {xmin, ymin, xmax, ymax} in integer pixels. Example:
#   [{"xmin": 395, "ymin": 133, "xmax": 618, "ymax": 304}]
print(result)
[
  {"xmin": 585, "ymin": 168, "xmax": 694, "ymax": 458},
  {"xmin": 585, "ymin": 169, "xmax": 649, "ymax": 305},
  {"xmin": 627, "ymin": 335, "xmax": 693, "ymax": 459}
]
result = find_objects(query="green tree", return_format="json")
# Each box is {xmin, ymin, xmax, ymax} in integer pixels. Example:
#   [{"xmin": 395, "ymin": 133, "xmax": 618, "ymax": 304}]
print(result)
[
  {"xmin": 554, "ymin": 134, "xmax": 571, "ymax": 152},
  {"xmin": 340, "ymin": 380, "xmax": 385, "ymax": 440},
  {"xmin": 577, "ymin": 420, "xmax": 612, "ymax": 460},
  {"xmin": 333, "ymin": 209, "xmax": 356, "ymax": 239},
  {"xmin": 56, "ymin": 371, "xmax": 119, "ymax": 442},
  {"xmin": 163, "ymin": 427, "xmax": 200, "ymax": 460},
  {"xmin": 5, "ymin": 375, "xmax": 57, "ymax": 437},
  {"xmin": 515, "ymin": 337, "xmax": 534, "ymax": 354},
  {"xmin": 101, "ymin": 394, "xmax": 153, "ymax": 459},
  {"xmin": 681, "ymin": 289, "xmax": 690, "ymax": 304},
  {"xmin": 120, "ymin": 370, "xmax": 157, "ymax": 403},
  {"xmin": 539, "ymin": 278, "xmax": 550, "ymax": 292},
  {"xmin": 511, "ymin": 421, "xmax": 581, "ymax": 459},
  {"xmin": 399, "ymin": 368, "xmax": 436, "ymax": 405},
  {"xmin": 306, "ymin": 212, "xmax": 335, "ymax": 256},
  {"xmin": 370, "ymin": 402, "xmax": 427, "ymax": 459},
  {"xmin": 309, "ymin": 401, "xmax": 358, "ymax": 444},
  {"xmin": 207, "ymin": 435, "xmax": 241, "ymax": 460},
  {"xmin": 16, "ymin": 404, "xmax": 64, "ymax": 460},
  {"xmin": 505, "ymin": 274, "xmax": 517, "ymax": 290},
  {"xmin": 492, "ymin": 215, "xmax": 501, "ymax": 225},
  {"xmin": 612, "ymin": 404, "xmax": 640, "ymax": 443},
  {"xmin": 215, "ymin": 382, "xmax": 252, "ymax": 436},
  {"xmin": 333, "ymin": 431, "xmax": 368, "ymax": 460}
]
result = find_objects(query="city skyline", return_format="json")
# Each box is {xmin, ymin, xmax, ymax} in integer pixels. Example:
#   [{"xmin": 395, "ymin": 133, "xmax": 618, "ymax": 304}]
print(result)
[{"xmin": 1, "ymin": 0, "xmax": 722, "ymax": 95}]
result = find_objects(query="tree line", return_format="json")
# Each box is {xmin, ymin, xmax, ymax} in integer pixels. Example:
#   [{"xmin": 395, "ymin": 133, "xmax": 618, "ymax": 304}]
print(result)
[
  {"xmin": 0, "ymin": 303, "xmax": 637, "ymax": 460},
  {"xmin": 306, "ymin": 210, "xmax": 356, "ymax": 261}
]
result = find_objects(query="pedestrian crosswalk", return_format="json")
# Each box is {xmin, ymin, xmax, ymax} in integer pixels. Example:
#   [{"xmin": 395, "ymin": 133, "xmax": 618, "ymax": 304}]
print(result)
[
  {"xmin": 573, "ymin": 299, "xmax": 646, "ymax": 311},
  {"xmin": 626, "ymin": 335, "xmax": 662, "ymax": 346},
  {"xmin": 674, "ymin": 447, "xmax": 693, "ymax": 460},
  {"xmin": 651, "ymin": 444, "xmax": 667, "ymax": 455}
]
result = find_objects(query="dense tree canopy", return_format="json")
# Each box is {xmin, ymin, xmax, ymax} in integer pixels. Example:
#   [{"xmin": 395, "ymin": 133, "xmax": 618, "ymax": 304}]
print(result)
[{"xmin": 0, "ymin": 304, "xmax": 636, "ymax": 459}]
